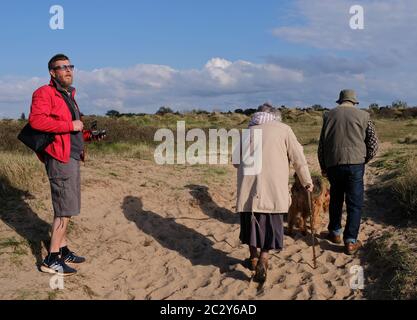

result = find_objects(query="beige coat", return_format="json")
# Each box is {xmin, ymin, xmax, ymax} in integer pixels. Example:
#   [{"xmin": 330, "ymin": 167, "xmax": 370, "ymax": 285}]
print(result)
[{"xmin": 236, "ymin": 121, "xmax": 312, "ymax": 213}]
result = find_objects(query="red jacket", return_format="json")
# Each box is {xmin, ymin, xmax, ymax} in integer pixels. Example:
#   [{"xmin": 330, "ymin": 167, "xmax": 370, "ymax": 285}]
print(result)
[{"xmin": 29, "ymin": 80, "xmax": 89, "ymax": 163}]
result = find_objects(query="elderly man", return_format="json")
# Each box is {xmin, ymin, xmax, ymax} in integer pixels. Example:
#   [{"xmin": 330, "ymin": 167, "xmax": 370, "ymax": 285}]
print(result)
[
  {"xmin": 236, "ymin": 103, "xmax": 313, "ymax": 282},
  {"xmin": 318, "ymin": 90, "xmax": 378, "ymax": 255}
]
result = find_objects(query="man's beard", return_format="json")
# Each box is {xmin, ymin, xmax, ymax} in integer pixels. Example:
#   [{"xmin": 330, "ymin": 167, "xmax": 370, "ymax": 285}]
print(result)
[{"xmin": 57, "ymin": 76, "xmax": 73, "ymax": 89}]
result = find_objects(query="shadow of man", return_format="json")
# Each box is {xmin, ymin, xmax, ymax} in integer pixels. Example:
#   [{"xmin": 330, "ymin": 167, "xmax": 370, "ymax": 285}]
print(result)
[
  {"xmin": 122, "ymin": 196, "xmax": 249, "ymax": 281},
  {"xmin": 0, "ymin": 177, "xmax": 51, "ymax": 267},
  {"xmin": 185, "ymin": 184, "xmax": 238, "ymax": 225}
]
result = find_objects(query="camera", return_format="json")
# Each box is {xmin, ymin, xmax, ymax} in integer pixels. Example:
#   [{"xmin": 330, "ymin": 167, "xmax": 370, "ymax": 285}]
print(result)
[{"xmin": 86, "ymin": 120, "xmax": 107, "ymax": 141}]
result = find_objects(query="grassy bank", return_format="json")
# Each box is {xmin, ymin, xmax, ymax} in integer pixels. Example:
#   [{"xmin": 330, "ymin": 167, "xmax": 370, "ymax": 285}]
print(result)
[
  {"xmin": 392, "ymin": 158, "xmax": 417, "ymax": 221},
  {"xmin": 366, "ymin": 229, "xmax": 417, "ymax": 299},
  {"xmin": 0, "ymin": 152, "xmax": 45, "ymax": 200},
  {"xmin": 364, "ymin": 150, "xmax": 417, "ymax": 300}
]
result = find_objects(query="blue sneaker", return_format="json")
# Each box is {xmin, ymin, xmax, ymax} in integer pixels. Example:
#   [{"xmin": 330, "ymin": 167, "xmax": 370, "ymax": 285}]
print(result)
[
  {"xmin": 40, "ymin": 258, "xmax": 77, "ymax": 276},
  {"xmin": 62, "ymin": 251, "xmax": 86, "ymax": 264}
]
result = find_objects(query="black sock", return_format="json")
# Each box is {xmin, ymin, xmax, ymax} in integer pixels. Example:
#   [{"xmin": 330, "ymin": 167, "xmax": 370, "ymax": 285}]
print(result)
[
  {"xmin": 47, "ymin": 252, "xmax": 60, "ymax": 263},
  {"xmin": 60, "ymin": 246, "xmax": 70, "ymax": 257}
]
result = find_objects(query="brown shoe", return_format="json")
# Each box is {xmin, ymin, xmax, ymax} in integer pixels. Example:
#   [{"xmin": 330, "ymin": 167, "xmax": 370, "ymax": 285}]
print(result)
[
  {"xmin": 244, "ymin": 257, "xmax": 259, "ymax": 271},
  {"xmin": 254, "ymin": 258, "xmax": 268, "ymax": 283},
  {"xmin": 344, "ymin": 240, "xmax": 363, "ymax": 255},
  {"xmin": 326, "ymin": 233, "xmax": 342, "ymax": 244}
]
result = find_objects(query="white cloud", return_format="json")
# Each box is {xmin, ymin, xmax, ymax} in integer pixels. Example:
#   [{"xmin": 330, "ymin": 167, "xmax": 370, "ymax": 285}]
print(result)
[
  {"xmin": 0, "ymin": 58, "xmax": 304, "ymax": 117},
  {"xmin": 0, "ymin": 77, "xmax": 45, "ymax": 104},
  {"xmin": 1, "ymin": 52, "xmax": 416, "ymax": 119}
]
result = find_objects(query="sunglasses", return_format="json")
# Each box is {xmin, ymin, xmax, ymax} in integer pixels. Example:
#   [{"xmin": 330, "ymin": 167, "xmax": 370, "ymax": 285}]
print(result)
[{"xmin": 52, "ymin": 65, "xmax": 75, "ymax": 71}]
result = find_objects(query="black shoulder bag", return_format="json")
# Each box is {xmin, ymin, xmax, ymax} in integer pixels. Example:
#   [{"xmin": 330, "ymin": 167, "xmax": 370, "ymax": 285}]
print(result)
[{"xmin": 17, "ymin": 123, "xmax": 55, "ymax": 153}]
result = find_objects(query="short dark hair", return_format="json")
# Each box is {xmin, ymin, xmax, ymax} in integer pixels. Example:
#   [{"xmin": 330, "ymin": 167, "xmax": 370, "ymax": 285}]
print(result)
[{"xmin": 48, "ymin": 54, "xmax": 70, "ymax": 70}]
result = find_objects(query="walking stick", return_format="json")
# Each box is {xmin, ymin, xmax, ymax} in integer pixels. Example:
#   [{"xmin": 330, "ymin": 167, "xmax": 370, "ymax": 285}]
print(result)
[{"xmin": 307, "ymin": 191, "xmax": 317, "ymax": 269}]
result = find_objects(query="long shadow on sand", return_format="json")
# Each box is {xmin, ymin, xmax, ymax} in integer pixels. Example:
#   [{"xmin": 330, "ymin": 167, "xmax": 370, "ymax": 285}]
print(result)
[
  {"xmin": 0, "ymin": 177, "xmax": 50, "ymax": 267},
  {"xmin": 122, "ymin": 196, "xmax": 249, "ymax": 281},
  {"xmin": 185, "ymin": 184, "xmax": 238, "ymax": 225}
]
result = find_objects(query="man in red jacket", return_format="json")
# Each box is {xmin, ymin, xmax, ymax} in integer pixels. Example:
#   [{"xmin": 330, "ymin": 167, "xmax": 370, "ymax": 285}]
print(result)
[{"xmin": 29, "ymin": 54, "xmax": 90, "ymax": 276}]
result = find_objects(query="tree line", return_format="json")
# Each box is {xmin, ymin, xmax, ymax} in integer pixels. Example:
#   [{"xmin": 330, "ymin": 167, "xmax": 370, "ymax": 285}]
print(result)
[{"xmin": 104, "ymin": 100, "xmax": 417, "ymax": 119}]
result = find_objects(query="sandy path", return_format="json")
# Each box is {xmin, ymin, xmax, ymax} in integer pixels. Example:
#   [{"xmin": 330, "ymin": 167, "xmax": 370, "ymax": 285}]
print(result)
[{"xmin": 0, "ymin": 146, "xmax": 391, "ymax": 300}]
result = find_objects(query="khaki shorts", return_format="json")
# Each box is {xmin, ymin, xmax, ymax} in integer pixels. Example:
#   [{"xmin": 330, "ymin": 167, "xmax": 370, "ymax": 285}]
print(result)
[{"xmin": 45, "ymin": 155, "xmax": 81, "ymax": 217}]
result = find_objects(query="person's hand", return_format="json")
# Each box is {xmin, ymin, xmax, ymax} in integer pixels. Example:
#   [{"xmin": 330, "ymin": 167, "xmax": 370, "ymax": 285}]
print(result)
[
  {"xmin": 305, "ymin": 184, "xmax": 314, "ymax": 193},
  {"xmin": 72, "ymin": 120, "xmax": 84, "ymax": 132},
  {"xmin": 94, "ymin": 134, "xmax": 106, "ymax": 142},
  {"xmin": 321, "ymin": 170, "xmax": 327, "ymax": 178}
]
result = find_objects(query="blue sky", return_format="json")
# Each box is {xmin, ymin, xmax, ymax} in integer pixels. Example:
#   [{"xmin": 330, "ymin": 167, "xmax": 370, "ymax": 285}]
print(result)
[
  {"xmin": 1, "ymin": 0, "xmax": 316, "ymax": 75},
  {"xmin": 1, "ymin": 0, "xmax": 417, "ymax": 117}
]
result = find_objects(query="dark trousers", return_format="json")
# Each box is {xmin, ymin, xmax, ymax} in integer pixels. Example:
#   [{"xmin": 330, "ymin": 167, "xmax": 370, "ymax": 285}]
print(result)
[{"xmin": 327, "ymin": 164, "xmax": 365, "ymax": 243}]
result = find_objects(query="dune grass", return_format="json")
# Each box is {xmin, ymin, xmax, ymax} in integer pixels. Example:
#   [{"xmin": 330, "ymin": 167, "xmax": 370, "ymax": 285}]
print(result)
[
  {"xmin": 398, "ymin": 134, "xmax": 417, "ymax": 144},
  {"xmin": 366, "ymin": 230, "xmax": 417, "ymax": 299},
  {"xmin": 392, "ymin": 158, "xmax": 417, "ymax": 221},
  {"xmin": 86, "ymin": 141, "xmax": 155, "ymax": 160},
  {"xmin": 374, "ymin": 119, "xmax": 417, "ymax": 143},
  {"xmin": 0, "ymin": 152, "xmax": 45, "ymax": 199}
]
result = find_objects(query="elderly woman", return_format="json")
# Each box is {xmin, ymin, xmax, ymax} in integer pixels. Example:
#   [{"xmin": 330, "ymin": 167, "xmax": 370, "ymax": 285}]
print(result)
[{"xmin": 236, "ymin": 103, "xmax": 313, "ymax": 282}]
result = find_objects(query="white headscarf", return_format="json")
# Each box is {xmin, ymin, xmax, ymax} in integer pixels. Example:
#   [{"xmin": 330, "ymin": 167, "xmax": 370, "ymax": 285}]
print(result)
[{"xmin": 249, "ymin": 111, "xmax": 281, "ymax": 127}]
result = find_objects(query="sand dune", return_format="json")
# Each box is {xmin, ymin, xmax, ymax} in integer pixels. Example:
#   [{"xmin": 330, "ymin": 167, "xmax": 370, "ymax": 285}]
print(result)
[{"xmin": 0, "ymin": 149, "xmax": 390, "ymax": 300}]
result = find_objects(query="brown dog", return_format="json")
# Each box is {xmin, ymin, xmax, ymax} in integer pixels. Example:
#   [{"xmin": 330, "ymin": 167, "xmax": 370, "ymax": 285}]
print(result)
[{"xmin": 287, "ymin": 173, "xmax": 330, "ymax": 236}]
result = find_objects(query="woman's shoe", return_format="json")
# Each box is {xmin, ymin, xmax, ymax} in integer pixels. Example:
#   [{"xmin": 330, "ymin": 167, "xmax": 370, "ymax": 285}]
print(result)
[
  {"xmin": 250, "ymin": 257, "xmax": 258, "ymax": 271},
  {"xmin": 254, "ymin": 258, "xmax": 268, "ymax": 283},
  {"xmin": 244, "ymin": 257, "xmax": 259, "ymax": 271}
]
